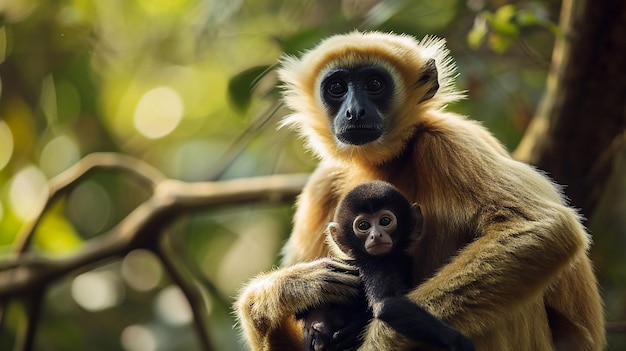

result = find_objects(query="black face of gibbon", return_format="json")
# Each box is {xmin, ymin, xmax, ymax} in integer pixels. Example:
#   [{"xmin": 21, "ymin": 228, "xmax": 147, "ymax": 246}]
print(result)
[
  {"xmin": 330, "ymin": 181, "xmax": 419, "ymax": 261},
  {"xmin": 320, "ymin": 65, "xmax": 395, "ymax": 145}
]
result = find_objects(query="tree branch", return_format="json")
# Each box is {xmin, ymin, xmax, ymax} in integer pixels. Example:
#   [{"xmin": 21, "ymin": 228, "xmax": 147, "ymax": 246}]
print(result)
[
  {"xmin": 155, "ymin": 243, "xmax": 214, "ymax": 351},
  {"xmin": 14, "ymin": 152, "xmax": 167, "ymax": 254},
  {"xmin": 0, "ymin": 153, "xmax": 308, "ymax": 350},
  {"xmin": 0, "ymin": 154, "xmax": 308, "ymax": 297}
]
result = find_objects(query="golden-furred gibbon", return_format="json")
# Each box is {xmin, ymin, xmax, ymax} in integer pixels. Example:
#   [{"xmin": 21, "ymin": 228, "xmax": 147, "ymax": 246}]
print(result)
[{"xmin": 235, "ymin": 31, "xmax": 605, "ymax": 351}]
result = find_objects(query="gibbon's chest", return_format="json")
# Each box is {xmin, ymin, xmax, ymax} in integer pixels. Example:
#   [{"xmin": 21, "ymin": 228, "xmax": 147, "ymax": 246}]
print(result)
[{"xmin": 336, "ymin": 159, "xmax": 473, "ymax": 283}]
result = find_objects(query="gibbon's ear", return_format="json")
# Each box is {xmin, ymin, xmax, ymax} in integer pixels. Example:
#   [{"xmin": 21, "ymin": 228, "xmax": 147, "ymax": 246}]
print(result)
[
  {"xmin": 410, "ymin": 204, "xmax": 424, "ymax": 239},
  {"xmin": 416, "ymin": 58, "xmax": 439, "ymax": 103},
  {"xmin": 325, "ymin": 222, "xmax": 353, "ymax": 260}
]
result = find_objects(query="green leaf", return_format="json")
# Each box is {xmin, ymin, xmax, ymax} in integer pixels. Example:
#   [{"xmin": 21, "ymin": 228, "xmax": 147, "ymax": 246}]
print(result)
[
  {"xmin": 489, "ymin": 33, "xmax": 515, "ymax": 54},
  {"xmin": 494, "ymin": 4, "xmax": 516, "ymax": 23},
  {"xmin": 227, "ymin": 65, "xmax": 272, "ymax": 114},
  {"xmin": 489, "ymin": 5, "xmax": 519, "ymax": 37},
  {"xmin": 468, "ymin": 14, "xmax": 488, "ymax": 50},
  {"xmin": 516, "ymin": 9, "xmax": 561, "ymax": 36},
  {"xmin": 35, "ymin": 201, "xmax": 83, "ymax": 255},
  {"xmin": 516, "ymin": 9, "xmax": 539, "ymax": 27}
]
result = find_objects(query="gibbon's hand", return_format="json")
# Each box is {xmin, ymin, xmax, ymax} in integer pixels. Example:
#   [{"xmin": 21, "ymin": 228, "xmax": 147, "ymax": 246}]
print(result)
[
  {"xmin": 330, "ymin": 317, "xmax": 369, "ymax": 351},
  {"xmin": 300, "ymin": 299, "xmax": 370, "ymax": 351},
  {"xmin": 236, "ymin": 258, "xmax": 361, "ymax": 340},
  {"xmin": 286, "ymin": 258, "xmax": 362, "ymax": 314}
]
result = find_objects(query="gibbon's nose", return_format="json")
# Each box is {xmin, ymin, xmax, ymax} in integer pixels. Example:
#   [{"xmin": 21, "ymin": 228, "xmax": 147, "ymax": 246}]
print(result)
[
  {"xmin": 369, "ymin": 228, "xmax": 383, "ymax": 240},
  {"xmin": 346, "ymin": 108, "xmax": 366, "ymax": 120}
]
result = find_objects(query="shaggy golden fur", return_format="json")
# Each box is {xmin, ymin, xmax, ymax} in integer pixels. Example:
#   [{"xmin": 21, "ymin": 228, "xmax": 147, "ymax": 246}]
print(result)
[{"xmin": 235, "ymin": 31, "xmax": 605, "ymax": 351}]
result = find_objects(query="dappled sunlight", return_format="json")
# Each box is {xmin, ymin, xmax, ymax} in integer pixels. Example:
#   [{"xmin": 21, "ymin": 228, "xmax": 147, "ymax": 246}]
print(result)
[
  {"xmin": 71, "ymin": 270, "xmax": 125, "ymax": 312},
  {"xmin": 155, "ymin": 285, "xmax": 195, "ymax": 326},
  {"xmin": 121, "ymin": 249, "xmax": 163, "ymax": 292},
  {"xmin": 39, "ymin": 135, "xmax": 81, "ymax": 178},
  {"xmin": 120, "ymin": 324, "xmax": 158, "ymax": 351},
  {"xmin": 133, "ymin": 86, "xmax": 184, "ymax": 139},
  {"xmin": 8, "ymin": 165, "xmax": 48, "ymax": 221},
  {"xmin": 0, "ymin": 121, "xmax": 13, "ymax": 170}
]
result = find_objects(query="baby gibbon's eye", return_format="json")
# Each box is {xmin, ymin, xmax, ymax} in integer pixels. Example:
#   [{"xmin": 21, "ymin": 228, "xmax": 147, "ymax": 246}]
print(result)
[
  {"xmin": 357, "ymin": 220, "xmax": 371, "ymax": 231},
  {"xmin": 379, "ymin": 216, "xmax": 392, "ymax": 226}
]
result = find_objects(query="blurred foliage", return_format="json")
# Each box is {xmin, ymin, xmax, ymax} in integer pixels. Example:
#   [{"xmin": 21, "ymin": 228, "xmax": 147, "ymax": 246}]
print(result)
[
  {"xmin": 0, "ymin": 0, "xmax": 624, "ymax": 350},
  {"xmin": 467, "ymin": 4, "xmax": 560, "ymax": 52}
]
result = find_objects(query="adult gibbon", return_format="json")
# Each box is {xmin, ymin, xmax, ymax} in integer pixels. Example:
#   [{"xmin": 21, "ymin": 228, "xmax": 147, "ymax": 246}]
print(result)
[{"xmin": 235, "ymin": 32, "xmax": 605, "ymax": 350}]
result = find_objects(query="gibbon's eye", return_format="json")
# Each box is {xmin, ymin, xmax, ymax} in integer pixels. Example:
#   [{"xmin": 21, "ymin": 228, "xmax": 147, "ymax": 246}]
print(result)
[
  {"xmin": 377, "ymin": 211, "xmax": 397, "ymax": 229},
  {"xmin": 357, "ymin": 220, "xmax": 371, "ymax": 231},
  {"xmin": 327, "ymin": 80, "xmax": 348, "ymax": 98},
  {"xmin": 365, "ymin": 76, "xmax": 384, "ymax": 94},
  {"xmin": 379, "ymin": 216, "xmax": 392, "ymax": 227}
]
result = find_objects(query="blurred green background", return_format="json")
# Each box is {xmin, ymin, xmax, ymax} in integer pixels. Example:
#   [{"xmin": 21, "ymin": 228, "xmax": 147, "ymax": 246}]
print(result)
[{"xmin": 0, "ymin": 0, "xmax": 624, "ymax": 350}]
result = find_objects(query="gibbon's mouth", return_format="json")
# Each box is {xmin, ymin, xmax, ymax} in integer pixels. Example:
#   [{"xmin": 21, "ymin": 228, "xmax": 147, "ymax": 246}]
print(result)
[
  {"xmin": 365, "ymin": 242, "xmax": 392, "ymax": 256},
  {"xmin": 336, "ymin": 125, "xmax": 383, "ymax": 145}
]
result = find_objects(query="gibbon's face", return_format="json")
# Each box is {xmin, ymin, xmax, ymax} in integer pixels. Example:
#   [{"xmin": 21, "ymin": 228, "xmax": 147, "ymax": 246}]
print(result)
[
  {"xmin": 279, "ymin": 32, "xmax": 461, "ymax": 164},
  {"xmin": 328, "ymin": 181, "xmax": 421, "ymax": 260},
  {"xmin": 320, "ymin": 65, "xmax": 395, "ymax": 145},
  {"xmin": 352, "ymin": 209, "xmax": 398, "ymax": 256}
]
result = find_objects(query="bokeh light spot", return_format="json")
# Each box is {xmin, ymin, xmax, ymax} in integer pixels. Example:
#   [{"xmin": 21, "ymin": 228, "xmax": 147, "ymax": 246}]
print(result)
[
  {"xmin": 39, "ymin": 135, "xmax": 80, "ymax": 177},
  {"xmin": 121, "ymin": 324, "xmax": 157, "ymax": 351},
  {"xmin": 9, "ymin": 165, "xmax": 49, "ymax": 221},
  {"xmin": 121, "ymin": 249, "xmax": 162, "ymax": 292},
  {"xmin": 67, "ymin": 180, "xmax": 112, "ymax": 235},
  {"xmin": 155, "ymin": 285, "xmax": 194, "ymax": 326},
  {"xmin": 0, "ymin": 121, "xmax": 13, "ymax": 170},
  {"xmin": 71, "ymin": 271, "xmax": 124, "ymax": 312},
  {"xmin": 133, "ymin": 86, "xmax": 184, "ymax": 139}
]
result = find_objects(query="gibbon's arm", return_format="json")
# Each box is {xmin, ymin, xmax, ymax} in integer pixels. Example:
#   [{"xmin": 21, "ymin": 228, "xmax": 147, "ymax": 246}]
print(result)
[
  {"xmin": 237, "ymin": 162, "xmax": 366, "ymax": 350},
  {"xmin": 358, "ymin": 211, "xmax": 588, "ymax": 351},
  {"xmin": 236, "ymin": 258, "xmax": 361, "ymax": 351},
  {"xmin": 411, "ymin": 204, "xmax": 586, "ymax": 327},
  {"xmin": 359, "ymin": 121, "xmax": 591, "ymax": 349}
]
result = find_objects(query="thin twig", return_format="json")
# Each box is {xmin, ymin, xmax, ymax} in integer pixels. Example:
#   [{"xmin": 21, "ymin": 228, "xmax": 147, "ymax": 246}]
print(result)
[
  {"xmin": 207, "ymin": 100, "xmax": 284, "ymax": 181},
  {"xmin": 155, "ymin": 241, "xmax": 214, "ymax": 351},
  {"xmin": 166, "ymin": 228, "xmax": 232, "ymax": 309},
  {"xmin": 14, "ymin": 292, "xmax": 43, "ymax": 351}
]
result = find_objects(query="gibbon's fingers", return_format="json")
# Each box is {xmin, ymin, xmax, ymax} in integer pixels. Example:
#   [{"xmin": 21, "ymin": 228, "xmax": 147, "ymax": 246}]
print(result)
[
  {"xmin": 332, "ymin": 318, "xmax": 369, "ymax": 350},
  {"xmin": 237, "ymin": 258, "xmax": 361, "ymax": 324},
  {"xmin": 236, "ymin": 259, "xmax": 362, "ymax": 350},
  {"xmin": 296, "ymin": 258, "xmax": 361, "ymax": 306},
  {"xmin": 324, "ymin": 257, "xmax": 360, "ymax": 275}
]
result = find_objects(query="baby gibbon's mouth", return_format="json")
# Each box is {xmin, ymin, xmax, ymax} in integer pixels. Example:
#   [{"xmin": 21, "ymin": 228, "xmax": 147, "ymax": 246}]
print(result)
[{"xmin": 365, "ymin": 242, "xmax": 392, "ymax": 256}]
